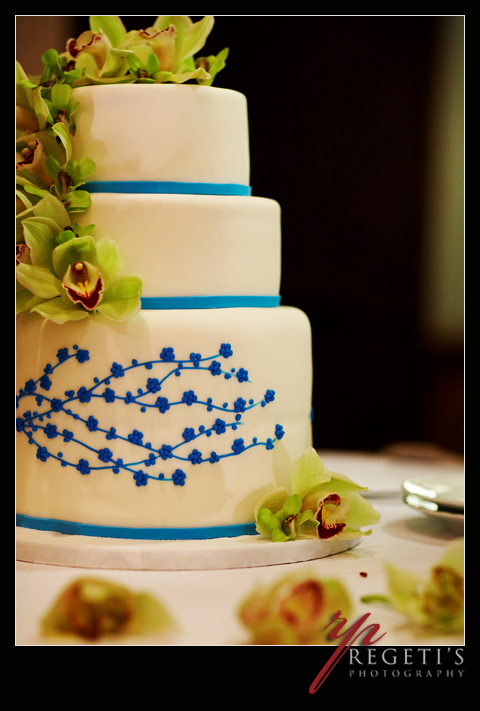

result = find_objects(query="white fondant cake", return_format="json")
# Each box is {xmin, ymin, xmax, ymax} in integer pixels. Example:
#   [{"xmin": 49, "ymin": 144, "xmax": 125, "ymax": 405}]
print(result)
[{"xmin": 16, "ymin": 82, "xmax": 313, "ymax": 539}]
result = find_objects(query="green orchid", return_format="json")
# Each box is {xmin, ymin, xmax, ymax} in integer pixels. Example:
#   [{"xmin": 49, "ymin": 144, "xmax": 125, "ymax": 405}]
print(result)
[
  {"xmin": 17, "ymin": 62, "xmax": 95, "ymax": 214},
  {"xmin": 41, "ymin": 576, "xmax": 175, "ymax": 642},
  {"xmin": 62, "ymin": 16, "xmax": 227, "ymax": 86},
  {"xmin": 255, "ymin": 448, "xmax": 380, "ymax": 542},
  {"xmin": 238, "ymin": 571, "xmax": 353, "ymax": 645},
  {"xmin": 16, "ymin": 213, "xmax": 142, "ymax": 324},
  {"xmin": 362, "ymin": 538, "xmax": 464, "ymax": 633}
]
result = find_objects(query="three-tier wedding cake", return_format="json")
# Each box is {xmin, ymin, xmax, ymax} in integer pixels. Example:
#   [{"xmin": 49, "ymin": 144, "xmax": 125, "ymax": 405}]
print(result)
[{"xmin": 16, "ymin": 17, "xmax": 313, "ymax": 540}]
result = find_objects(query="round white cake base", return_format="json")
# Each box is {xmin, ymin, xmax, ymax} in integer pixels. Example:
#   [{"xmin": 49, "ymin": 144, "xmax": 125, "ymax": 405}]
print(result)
[{"xmin": 16, "ymin": 526, "xmax": 360, "ymax": 571}]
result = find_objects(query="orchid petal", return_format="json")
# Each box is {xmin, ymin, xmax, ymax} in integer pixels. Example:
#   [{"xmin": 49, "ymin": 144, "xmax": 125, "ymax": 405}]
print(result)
[{"xmin": 95, "ymin": 276, "xmax": 142, "ymax": 321}]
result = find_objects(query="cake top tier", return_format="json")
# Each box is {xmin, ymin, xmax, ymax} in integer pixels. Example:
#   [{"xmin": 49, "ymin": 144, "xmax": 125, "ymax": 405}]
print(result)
[{"xmin": 71, "ymin": 84, "xmax": 250, "ymax": 188}]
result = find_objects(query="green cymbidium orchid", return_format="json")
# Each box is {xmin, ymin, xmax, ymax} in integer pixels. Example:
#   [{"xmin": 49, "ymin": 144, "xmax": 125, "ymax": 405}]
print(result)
[
  {"xmin": 362, "ymin": 538, "xmax": 464, "ymax": 633},
  {"xmin": 41, "ymin": 576, "xmax": 175, "ymax": 642},
  {"xmin": 238, "ymin": 571, "xmax": 353, "ymax": 645},
  {"xmin": 62, "ymin": 16, "xmax": 227, "ymax": 86},
  {"xmin": 16, "ymin": 214, "xmax": 142, "ymax": 324},
  {"xmin": 255, "ymin": 448, "xmax": 380, "ymax": 542}
]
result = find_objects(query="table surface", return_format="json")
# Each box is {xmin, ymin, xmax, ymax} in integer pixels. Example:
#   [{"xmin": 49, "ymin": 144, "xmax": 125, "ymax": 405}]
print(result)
[{"xmin": 16, "ymin": 450, "xmax": 464, "ymax": 646}]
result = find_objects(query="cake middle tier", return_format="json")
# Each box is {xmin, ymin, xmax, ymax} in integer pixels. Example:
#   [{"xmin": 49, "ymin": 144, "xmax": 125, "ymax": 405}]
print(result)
[{"xmin": 76, "ymin": 193, "xmax": 281, "ymax": 298}]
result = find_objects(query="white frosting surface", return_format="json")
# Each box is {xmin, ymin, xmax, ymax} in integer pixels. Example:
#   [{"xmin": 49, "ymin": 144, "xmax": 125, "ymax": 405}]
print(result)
[
  {"xmin": 16, "ymin": 307, "xmax": 312, "ymax": 530},
  {"xmin": 71, "ymin": 84, "xmax": 250, "ymax": 186},
  {"xmin": 77, "ymin": 193, "xmax": 281, "ymax": 298}
]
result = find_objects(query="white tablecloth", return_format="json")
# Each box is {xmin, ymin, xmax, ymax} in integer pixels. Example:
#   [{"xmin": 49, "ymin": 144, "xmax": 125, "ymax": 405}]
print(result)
[{"xmin": 16, "ymin": 451, "xmax": 464, "ymax": 647}]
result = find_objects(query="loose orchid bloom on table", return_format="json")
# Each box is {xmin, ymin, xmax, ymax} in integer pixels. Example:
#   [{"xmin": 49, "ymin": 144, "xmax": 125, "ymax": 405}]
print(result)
[
  {"xmin": 362, "ymin": 538, "xmax": 464, "ymax": 633},
  {"xmin": 255, "ymin": 448, "xmax": 380, "ymax": 542},
  {"xmin": 238, "ymin": 571, "xmax": 353, "ymax": 645}
]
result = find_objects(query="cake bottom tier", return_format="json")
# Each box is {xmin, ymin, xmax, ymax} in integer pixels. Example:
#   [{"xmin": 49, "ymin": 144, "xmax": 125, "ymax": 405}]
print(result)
[{"xmin": 16, "ymin": 306, "xmax": 312, "ymax": 538}]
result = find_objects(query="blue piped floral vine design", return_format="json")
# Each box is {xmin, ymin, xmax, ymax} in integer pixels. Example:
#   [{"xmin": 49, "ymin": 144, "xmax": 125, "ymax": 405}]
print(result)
[{"xmin": 16, "ymin": 343, "xmax": 284, "ymax": 487}]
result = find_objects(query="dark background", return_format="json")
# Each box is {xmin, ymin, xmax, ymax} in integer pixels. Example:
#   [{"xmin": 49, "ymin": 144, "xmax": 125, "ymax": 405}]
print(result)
[{"xmin": 16, "ymin": 16, "xmax": 464, "ymax": 457}]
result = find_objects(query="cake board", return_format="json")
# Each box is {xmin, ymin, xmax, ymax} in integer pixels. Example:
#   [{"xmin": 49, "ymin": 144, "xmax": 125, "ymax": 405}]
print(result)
[{"xmin": 16, "ymin": 526, "xmax": 360, "ymax": 571}]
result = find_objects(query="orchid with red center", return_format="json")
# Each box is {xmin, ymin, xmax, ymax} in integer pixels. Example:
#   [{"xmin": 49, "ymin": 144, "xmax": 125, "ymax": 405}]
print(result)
[
  {"xmin": 16, "ymin": 205, "xmax": 142, "ymax": 324},
  {"xmin": 238, "ymin": 571, "xmax": 353, "ymax": 645},
  {"xmin": 361, "ymin": 538, "xmax": 464, "ymax": 633},
  {"xmin": 255, "ymin": 448, "xmax": 380, "ymax": 542}
]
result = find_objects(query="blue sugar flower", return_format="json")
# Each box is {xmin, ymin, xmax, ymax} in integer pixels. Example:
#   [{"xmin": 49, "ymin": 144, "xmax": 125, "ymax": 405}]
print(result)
[
  {"xmin": 110, "ymin": 362, "xmax": 125, "ymax": 378},
  {"xmin": 234, "ymin": 397, "xmax": 246, "ymax": 413},
  {"xmin": 182, "ymin": 390, "xmax": 197, "ymax": 406},
  {"xmin": 144, "ymin": 452, "xmax": 156, "ymax": 467},
  {"xmin": 128, "ymin": 429, "xmax": 144, "ymax": 445},
  {"xmin": 232, "ymin": 438, "xmax": 245, "ymax": 454},
  {"xmin": 147, "ymin": 377, "xmax": 161, "ymax": 393},
  {"xmin": 75, "ymin": 349, "xmax": 90, "ymax": 363},
  {"xmin": 43, "ymin": 363, "xmax": 54, "ymax": 375},
  {"xmin": 156, "ymin": 396, "xmax": 170, "ymax": 413},
  {"xmin": 16, "ymin": 418, "xmax": 25, "ymax": 433},
  {"xmin": 124, "ymin": 391, "xmax": 136, "ymax": 404},
  {"xmin": 98, "ymin": 448, "xmax": 113, "ymax": 462},
  {"xmin": 102, "ymin": 388, "xmax": 116, "ymax": 403},
  {"xmin": 62, "ymin": 429, "xmax": 73, "ymax": 442},
  {"xmin": 236, "ymin": 368, "xmax": 249, "ymax": 383},
  {"xmin": 76, "ymin": 459, "xmax": 90, "ymax": 475},
  {"xmin": 266, "ymin": 439, "xmax": 274, "ymax": 450},
  {"xmin": 220, "ymin": 343, "xmax": 233, "ymax": 358},
  {"xmin": 106, "ymin": 427, "xmax": 117, "ymax": 440},
  {"xmin": 275, "ymin": 424, "xmax": 285, "ymax": 440},
  {"xmin": 190, "ymin": 352, "xmax": 202, "ymax": 368},
  {"xmin": 159, "ymin": 444, "xmax": 173, "ymax": 460},
  {"xmin": 77, "ymin": 386, "xmax": 91, "ymax": 403},
  {"xmin": 172, "ymin": 469, "xmax": 186, "ymax": 486},
  {"xmin": 50, "ymin": 398, "xmax": 63, "ymax": 412},
  {"xmin": 45, "ymin": 423, "xmax": 58, "ymax": 439},
  {"xmin": 182, "ymin": 427, "xmax": 196, "ymax": 442},
  {"xmin": 133, "ymin": 470, "xmax": 148, "ymax": 486},
  {"xmin": 86, "ymin": 416, "xmax": 98, "ymax": 432},
  {"xmin": 209, "ymin": 360, "xmax": 222, "ymax": 376},
  {"xmin": 264, "ymin": 389, "xmax": 276, "ymax": 403},
  {"xmin": 56, "ymin": 348, "xmax": 69, "ymax": 362},
  {"xmin": 188, "ymin": 449, "xmax": 202, "ymax": 464},
  {"xmin": 160, "ymin": 347, "xmax": 175, "ymax": 362},
  {"xmin": 210, "ymin": 451, "xmax": 220, "ymax": 463},
  {"xmin": 212, "ymin": 418, "xmax": 226, "ymax": 435},
  {"xmin": 36, "ymin": 446, "xmax": 49, "ymax": 462},
  {"xmin": 24, "ymin": 379, "xmax": 37, "ymax": 395}
]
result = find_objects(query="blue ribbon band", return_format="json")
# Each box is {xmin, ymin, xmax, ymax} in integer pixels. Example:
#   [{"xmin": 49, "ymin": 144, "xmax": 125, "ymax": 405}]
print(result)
[
  {"xmin": 16, "ymin": 514, "xmax": 257, "ymax": 540},
  {"xmin": 84, "ymin": 181, "xmax": 252, "ymax": 196},
  {"xmin": 141, "ymin": 295, "xmax": 281, "ymax": 310}
]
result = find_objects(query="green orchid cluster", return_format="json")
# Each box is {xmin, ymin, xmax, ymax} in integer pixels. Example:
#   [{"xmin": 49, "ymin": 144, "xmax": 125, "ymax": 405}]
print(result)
[
  {"xmin": 238, "ymin": 571, "xmax": 353, "ymax": 645},
  {"xmin": 362, "ymin": 538, "xmax": 464, "ymax": 633},
  {"xmin": 255, "ymin": 448, "xmax": 380, "ymax": 543},
  {"xmin": 16, "ymin": 60, "xmax": 95, "ymax": 216},
  {"xmin": 30, "ymin": 16, "xmax": 227, "ymax": 88},
  {"xmin": 16, "ymin": 194, "xmax": 142, "ymax": 324},
  {"xmin": 41, "ymin": 576, "xmax": 175, "ymax": 642}
]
